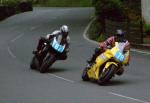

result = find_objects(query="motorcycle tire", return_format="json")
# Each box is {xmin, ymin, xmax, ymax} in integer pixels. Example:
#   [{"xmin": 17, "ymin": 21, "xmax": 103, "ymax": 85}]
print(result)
[
  {"xmin": 82, "ymin": 68, "xmax": 89, "ymax": 81},
  {"xmin": 98, "ymin": 64, "xmax": 116, "ymax": 85},
  {"xmin": 39, "ymin": 55, "xmax": 55, "ymax": 73}
]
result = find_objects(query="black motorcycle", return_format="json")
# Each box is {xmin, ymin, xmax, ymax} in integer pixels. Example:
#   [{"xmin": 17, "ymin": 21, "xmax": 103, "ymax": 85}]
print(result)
[{"xmin": 30, "ymin": 37, "xmax": 66, "ymax": 73}]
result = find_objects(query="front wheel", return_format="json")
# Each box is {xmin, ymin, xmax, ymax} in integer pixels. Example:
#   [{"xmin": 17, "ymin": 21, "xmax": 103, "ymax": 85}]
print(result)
[
  {"xmin": 82, "ymin": 68, "xmax": 89, "ymax": 81},
  {"xmin": 30, "ymin": 56, "xmax": 40, "ymax": 70},
  {"xmin": 39, "ymin": 55, "xmax": 56, "ymax": 73},
  {"xmin": 98, "ymin": 64, "xmax": 116, "ymax": 85}
]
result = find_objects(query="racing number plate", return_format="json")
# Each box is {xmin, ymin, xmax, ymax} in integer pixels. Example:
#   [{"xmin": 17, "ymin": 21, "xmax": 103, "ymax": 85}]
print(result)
[
  {"xmin": 51, "ymin": 38, "xmax": 65, "ymax": 53},
  {"xmin": 115, "ymin": 51, "xmax": 125, "ymax": 62}
]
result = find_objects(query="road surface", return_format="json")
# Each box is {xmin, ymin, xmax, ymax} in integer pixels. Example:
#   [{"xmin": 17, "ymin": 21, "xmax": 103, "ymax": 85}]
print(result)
[{"xmin": 0, "ymin": 7, "xmax": 150, "ymax": 103}]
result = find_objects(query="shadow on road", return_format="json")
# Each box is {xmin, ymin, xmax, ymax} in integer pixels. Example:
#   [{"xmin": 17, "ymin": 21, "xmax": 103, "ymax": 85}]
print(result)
[
  {"xmin": 47, "ymin": 67, "xmax": 68, "ymax": 73},
  {"xmin": 30, "ymin": 67, "xmax": 68, "ymax": 73},
  {"xmin": 103, "ymin": 79, "xmax": 135, "ymax": 86}
]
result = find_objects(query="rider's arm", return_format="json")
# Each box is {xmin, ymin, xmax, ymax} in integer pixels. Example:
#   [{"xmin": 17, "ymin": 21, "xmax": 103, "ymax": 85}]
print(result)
[
  {"xmin": 123, "ymin": 50, "xmax": 130, "ymax": 65},
  {"xmin": 46, "ymin": 34, "xmax": 53, "ymax": 39},
  {"xmin": 106, "ymin": 36, "xmax": 115, "ymax": 46},
  {"xmin": 99, "ymin": 36, "xmax": 115, "ymax": 50},
  {"xmin": 46, "ymin": 30, "xmax": 60, "ymax": 39}
]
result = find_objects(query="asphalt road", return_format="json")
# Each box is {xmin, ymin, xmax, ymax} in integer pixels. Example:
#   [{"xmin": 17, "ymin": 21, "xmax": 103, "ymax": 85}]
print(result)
[{"xmin": 0, "ymin": 7, "xmax": 150, "ymax": 103}]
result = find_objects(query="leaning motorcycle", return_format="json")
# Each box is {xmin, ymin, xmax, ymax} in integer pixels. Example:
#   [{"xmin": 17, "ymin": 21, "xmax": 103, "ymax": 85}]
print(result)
[
  {"xmin": 30, "ymin": 37, "xmax": 66, "ymax": 73},
  {"xmin": 82, "ymin": 42, "xmax": 130, "ymax": 85}
]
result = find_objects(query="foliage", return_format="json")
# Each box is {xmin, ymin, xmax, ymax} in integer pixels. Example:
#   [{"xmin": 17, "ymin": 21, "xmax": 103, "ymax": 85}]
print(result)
[
  {"xmin": 34, "ymin": 0, "xmax": 92, "ymax": 7},
  {"xmin": 90, "ymin": 0, "xmax": 127, "ymax": 41},
  {"xmin": 91, "ymin": 0, "xmax": 143, "ymax": 43},
  {"xmin": 1, "ymin": 0, "xmax": 20, "ymax": 6},
  {"xmin": 0, "ymin": 0, "xmax": 33, "ymax": 21},
  {"xmin": 93, "ymin": 0, "xmax": 126, "ymax": 20},
  {"xmin": 143, "ymin": 22, "xmax": 150, "ymax": 35},
  {"xmin": 88, "ymin": 19, "xmax": 102, "ymax": 40},
  {"xmin": 1, "ymin": 0, "xmax": 33, "ymax": 6}
]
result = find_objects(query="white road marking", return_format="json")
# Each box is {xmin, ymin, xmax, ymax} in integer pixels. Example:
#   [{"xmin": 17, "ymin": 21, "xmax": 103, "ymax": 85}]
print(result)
[
  {"xmin": 83, "ymin": 17, "xmax": 99, "ymax": 45},
  {"xmin": 131, "ymin": 48, "xmax": 150, "ymax": 55},
  {"xmin": 11, "ymin": 33, "xmax": 24, "ymax": 42},
  {"xmin": 109, "ymin": 92, "xmax": 150, "ymax": 103},
  {"xmin": 30, "ymin": 26, "xmax": 36, "ymax": 30},
  {"xmin": 30, "ymin": 25, "xmax": 40, "ymax": 31},
  {"xmin": 7, "ymin": 46, "xmax": 16, "ymax": 58},
  {"xmin": 50, "ymin": 74, "xmax": 74, "ymax": 83},
  {"xmin": 83, "ymin": 18, "xmax": 150, "ymax": 55},
  {"xmin": 9, "ymin": 32, "xmax": 25, "ymax": 59}
]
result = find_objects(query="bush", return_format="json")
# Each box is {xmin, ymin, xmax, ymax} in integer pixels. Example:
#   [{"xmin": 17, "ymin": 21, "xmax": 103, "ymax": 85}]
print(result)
[
  {"xmin": 1, "ymin": 0, "xmax": 33, "ymax": 7},
  {"xmin": 1, "ymin": 0, "xmax": 20, "ymax": 6},
  {"xmin": 33, "ymin": 0, "xmax": 92, "ymax": 7},
  {"xmin": 0, "ymin": 0, "xmax": 33, "ymax": 21},
  {"xmin": 143, "ymin": 22, "xmax": 150, "ymax": 36},
  {"xmin": 0, "ymin": 0, "xmax": 33, "ymax": 13},
  {"xmin": 0, "ymin": 5, "xmax": 16, "ymax": 20},
  {"xmin": 91, "ymin": 0, "xmax": 143, "ymax": 44},
  {"xmin": 91, "ymin": 0, "xmax": 127, "ymax": 41},
  {"xmin": 93, "ymin": 0, "xmax": 126, "ymax": 21},
  {"xmin": 18, "ymin": 1, "xmax": 33, "ymax": 12},
  {"xmin": 88, "ymin": 19, "xmax": 102, "ymax": 40}
]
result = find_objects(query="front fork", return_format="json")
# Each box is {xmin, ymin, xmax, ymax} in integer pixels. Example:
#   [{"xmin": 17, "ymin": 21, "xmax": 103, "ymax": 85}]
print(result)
[{"xmin": 36, "ymin": 46, "xmax": 49, "ymax": 65}]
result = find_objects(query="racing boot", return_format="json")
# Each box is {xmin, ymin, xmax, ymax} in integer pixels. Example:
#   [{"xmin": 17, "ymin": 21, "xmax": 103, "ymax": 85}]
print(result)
[{"xmin": 87, "ymin": 48, "xmax": 102, "ymax": 65}]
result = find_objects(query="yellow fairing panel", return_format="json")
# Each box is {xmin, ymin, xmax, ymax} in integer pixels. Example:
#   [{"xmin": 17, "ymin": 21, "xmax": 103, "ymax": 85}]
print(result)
[
  {"xmin": 105, "ymin": 62, "xmax": 118, "ymax": 69},
  {"xmin": 87, "ymin": 57, "xmax": 103, "ymax": 79},
  {"xmin": 87, "ymin": 50, "xmax": 113, "ymax": 80}
]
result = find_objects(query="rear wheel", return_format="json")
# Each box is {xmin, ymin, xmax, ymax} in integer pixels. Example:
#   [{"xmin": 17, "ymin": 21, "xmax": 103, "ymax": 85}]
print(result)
[
  {"xmin": 30, "ymin": 56, "xmax": 39, "ymax": 70},
  {"xmin": 39, "ymin": 55, "xmax": 56, "ymax": 73},
  {"xmin": 98, "ymin": 64, "xmax": 116, "ymax": 85}
]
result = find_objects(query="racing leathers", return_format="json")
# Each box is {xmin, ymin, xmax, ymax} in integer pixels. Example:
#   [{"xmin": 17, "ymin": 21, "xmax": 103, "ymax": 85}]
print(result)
[{"xmin": 35, "ymin": 30, "xmax": 70, "ymax": 60}]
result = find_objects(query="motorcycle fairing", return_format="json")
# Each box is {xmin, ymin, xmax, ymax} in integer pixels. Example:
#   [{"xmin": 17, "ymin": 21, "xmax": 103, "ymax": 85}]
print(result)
[
  {"xmin": 105, "ymin": 62, "xmax": 118, "ymax": 69},
  {"xmin": 87, "ymin": 42, "xmax": 127, "ymax": 80},
  {"xmin": 51, "ymin": 37, "xmax": 66, "ymax": 53}
]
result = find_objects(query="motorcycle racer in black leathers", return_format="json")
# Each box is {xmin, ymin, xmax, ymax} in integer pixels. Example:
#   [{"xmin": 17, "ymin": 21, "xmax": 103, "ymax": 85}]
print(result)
[{"xmin": 33, "ymin": 25, "xmax": 70, "ymax": 60}]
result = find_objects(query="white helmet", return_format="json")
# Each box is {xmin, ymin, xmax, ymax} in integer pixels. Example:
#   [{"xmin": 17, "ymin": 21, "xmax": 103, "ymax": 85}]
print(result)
[{"xmin": 60, "ymin": 25, "xmax": 69, "ymax": 36}]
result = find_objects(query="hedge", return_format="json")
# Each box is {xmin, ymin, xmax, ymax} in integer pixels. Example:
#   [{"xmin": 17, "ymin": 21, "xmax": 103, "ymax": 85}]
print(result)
[
  {"xmin": 0, "ymin": 0, "xmax": 33, "ymax": 21},
  {"xmin": 91, "ymin": 0, "xmax": 143, "ymax": 43}
]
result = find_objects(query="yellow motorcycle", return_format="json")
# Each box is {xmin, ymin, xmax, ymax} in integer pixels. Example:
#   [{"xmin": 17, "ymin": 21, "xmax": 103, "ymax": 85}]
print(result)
[{"xmin": 82, "ymin": 42, "xmax": 130, "ymax": 85}]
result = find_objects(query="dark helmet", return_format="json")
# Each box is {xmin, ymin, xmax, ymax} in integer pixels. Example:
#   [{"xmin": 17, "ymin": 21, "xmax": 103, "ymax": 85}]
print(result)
[
  {"xmin": 60, "ymin": 25, "xmax": 69, "ymax": 37},
  {"xmin": 116, "ymin": 29, "xmax": 124, "ymax": 37},
  {"xmin": 116, "ymin": 29, "xmax": 125, "ymax": 42}
]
